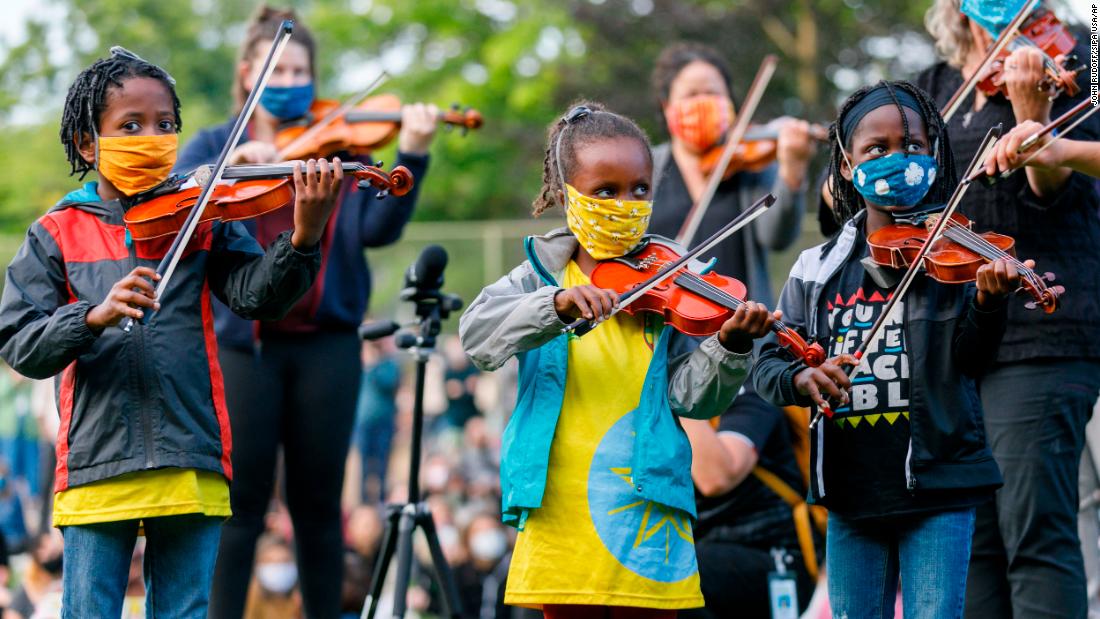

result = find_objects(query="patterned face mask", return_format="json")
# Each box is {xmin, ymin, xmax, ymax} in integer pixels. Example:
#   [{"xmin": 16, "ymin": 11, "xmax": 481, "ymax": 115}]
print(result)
[
  {"xmin": 564, "ymin": 184, "xmax": 652, "ymax": 260},
  {"xmin": 664, "ymin": 94, "xmax": 734, "ymax": 153},
  {"xmin": 842, "ymin": 151, "xmax": 937, "ymax": 208}
]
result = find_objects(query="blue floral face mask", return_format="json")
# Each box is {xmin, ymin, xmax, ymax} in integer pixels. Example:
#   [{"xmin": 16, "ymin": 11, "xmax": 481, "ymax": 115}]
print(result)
[
  {"xmin": 259, "ymin": 82, "xmax": 314, "ymax": 120},
  {"xmin": 843, "ymin": 151, "xmax": 938, "ymax": 208}
]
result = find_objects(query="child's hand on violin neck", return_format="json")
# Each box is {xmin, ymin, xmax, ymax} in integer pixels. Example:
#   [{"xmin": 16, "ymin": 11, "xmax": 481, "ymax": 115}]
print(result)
[
  {"xmin": 975, "ymin": 257, "xmax": 1032, "ymax": 309},
  {"xmin": 793, "ymin": 354, "xmax": 859, "ymax": 410},
  {"xmin": 554, "ymin": 285, "xmax": 619, "ymax": 322},
  {"xmin": 717, "ymin": 302, "xmax": 780, "ymax": 353},
  {"xmin": 290, "ymin": 157, "xmax": 345, "ymax": 250},
  {"xmin": 86, "ymin": 267, "xmax": 161, "ymax": 332}
]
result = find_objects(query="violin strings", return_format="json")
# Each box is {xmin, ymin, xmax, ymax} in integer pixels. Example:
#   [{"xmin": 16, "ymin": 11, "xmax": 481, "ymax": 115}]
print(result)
[
  {"xmin": 676, "ymin": 271, "xmax": 792, "ymax": 334},
  {"xmin": 940, "ymin": 220, "xmax": 1046, "ymax": 290}
]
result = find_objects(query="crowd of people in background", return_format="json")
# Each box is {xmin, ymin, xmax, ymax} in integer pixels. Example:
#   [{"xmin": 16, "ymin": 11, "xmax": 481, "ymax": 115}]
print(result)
[{"xmin": 0, "ymin": 335, "xmax": 520, "ymax": 619}]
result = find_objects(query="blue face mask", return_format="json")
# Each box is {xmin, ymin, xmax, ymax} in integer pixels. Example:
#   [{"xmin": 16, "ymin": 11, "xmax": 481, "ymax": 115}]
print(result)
[
  {"xmin": 259, "ymin": 83, "xmax": 314, "ymax": 120},
  {"xmin": 846, "ymin": 152, "xmax": 938, "ymax": 208}
]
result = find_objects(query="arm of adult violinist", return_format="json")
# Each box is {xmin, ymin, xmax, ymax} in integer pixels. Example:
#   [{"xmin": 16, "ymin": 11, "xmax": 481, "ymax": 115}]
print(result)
[
  {"xmin": 985, "ymin": 121, "xmax": 1100, "ymax": 179},
  {"xmin": 753, "ymin": 159, "xmax": 807, "ymax": 252},
  {"xmin": 1002, "ymin": 48, "xmax": 1072, "ymax": 199},
  {"xmin": 356, "ymin": 151, "xmax": 429, "ymax": 248},
  {"xmin": 0, "ymin": 222, "xmax": 99, "ymax": 379},
  {"xmin": 458, "ymin": 262, "xmax": 566, "ymax": 372},
  {"xmin": 205, "ymin": 223, "xmax": 320, "ymax": 321}
]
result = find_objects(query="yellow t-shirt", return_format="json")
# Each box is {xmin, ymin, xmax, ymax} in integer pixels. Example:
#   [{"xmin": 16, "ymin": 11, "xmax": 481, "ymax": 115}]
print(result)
[
  {"xmin": 53, "ymin": 468, "xmax": 230, "ymax": 526},
  {"xmin": 505, "ymin": 260, "xmax": 703, "ymax": 610}
]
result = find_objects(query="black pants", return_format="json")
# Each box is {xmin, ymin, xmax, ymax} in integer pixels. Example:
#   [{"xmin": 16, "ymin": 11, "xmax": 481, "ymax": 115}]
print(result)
[
  {"xmin": 681, "ymin": 508, "xmax": 816, "ymax": 619},
  {"xmin": 966, "ymin": 359, "xmax": 1100, "ymax": 619},
  {"xmin": 208, "ymin": 331, "xmax": 362, "ymax": 619}
]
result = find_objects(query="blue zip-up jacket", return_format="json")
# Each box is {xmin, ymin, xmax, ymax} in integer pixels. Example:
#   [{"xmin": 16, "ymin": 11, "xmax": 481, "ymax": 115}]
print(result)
[
  {"xmin": 175, "ymin": 119, "xmax": 429, "ymax": 349},
  {"xmin": 459, "ymin": 229, "xmax": 753, "ymax": 529}
]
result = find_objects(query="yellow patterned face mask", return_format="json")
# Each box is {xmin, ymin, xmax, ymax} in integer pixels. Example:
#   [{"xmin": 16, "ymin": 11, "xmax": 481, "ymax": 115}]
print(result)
[{"xmin": 564, "ymin": 184, "xmax": 652, "ymax": 260}]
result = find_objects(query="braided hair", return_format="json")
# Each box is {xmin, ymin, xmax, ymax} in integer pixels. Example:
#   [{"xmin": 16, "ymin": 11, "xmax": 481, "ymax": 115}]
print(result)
[
  {"xmin": 59, "ymin": 48, "xmax": 181, "ymax": 179},
  {"xmin": 826, "ymin": 80, "xmax": 957, "ymax": 225},
  {"xmin": 532, "ymin": 101, "xmax": 652, "ymax": 217}
]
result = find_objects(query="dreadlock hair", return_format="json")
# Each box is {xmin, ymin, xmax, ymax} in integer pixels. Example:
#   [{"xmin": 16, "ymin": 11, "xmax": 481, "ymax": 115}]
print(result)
[
  {"xmin": 532, "ymin": 101, "xmax": 652, "ymax": 217},
  {"xmin": 59, "ymin": 48, "xmax": 181, "ymax": 180},
  {"xmin": 826, "ymin": 80, "xmax": 957, "ymax": 225},
  {"xmin": 235, "ymin": 5, "xmax": 317, "ymax": 114}
]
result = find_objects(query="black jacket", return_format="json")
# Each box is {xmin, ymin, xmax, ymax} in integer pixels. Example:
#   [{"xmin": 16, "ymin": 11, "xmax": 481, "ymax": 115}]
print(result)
[
  {"xmin": 752, "ymin": 212, "xmax": 1004, "ymax": 505},
  {"xmin": 0, "ymin": 183, "xmax": 319, "ymax": 490}
]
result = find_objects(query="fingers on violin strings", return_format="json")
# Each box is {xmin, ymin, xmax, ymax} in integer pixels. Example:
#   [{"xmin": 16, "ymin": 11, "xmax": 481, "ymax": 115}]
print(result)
[
  {"xmin": 331, "ymin": 156, "xmax": 344, "ymax": 186},
  {"xmin": 292, "ymin": 160, "xmax": 305, "ymax": 192}
]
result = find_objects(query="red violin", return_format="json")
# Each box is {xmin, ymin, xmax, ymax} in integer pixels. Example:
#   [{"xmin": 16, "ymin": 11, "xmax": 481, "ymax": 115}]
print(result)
[
  {"xmin": 976, "ymin": 8, "xmax": 1081, "ymax": 100},
  {"xmin": 590, "ymin": 239, "xmax": 827, "ymax": 367},
  {"xmin": 866, "ymin": 211, "xmax": 1063, "ymax": 313},
  {"xmin": 124, "ymin": 162, "xmax": 413, "ymax": 240}
]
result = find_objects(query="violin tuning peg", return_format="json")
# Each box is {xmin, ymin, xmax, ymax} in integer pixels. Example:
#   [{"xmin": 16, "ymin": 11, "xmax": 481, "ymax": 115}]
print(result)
[
  {"xmin": 374, "ymin": 189, "xmax": 390, "ymax": 200},
  {"xmin": 1024, "ymin": 301, "xmax": 1038, "ymax": 311},
  {"xmin": 1042, "ymin": 272, "xmax": 1056, "ymax": 282}
]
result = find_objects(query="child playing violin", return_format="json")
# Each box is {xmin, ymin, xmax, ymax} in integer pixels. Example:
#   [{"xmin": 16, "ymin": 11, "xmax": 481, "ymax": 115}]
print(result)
[
  {"xmin": 174, "ymin": 6, "xmax": 441, "ymax": 617},
  {"xmin": 460, "ymin": 101, "xmax": 778, "ymax": 618},
  {"xmin": 753, "ymin": 81, "xmax": 1025, "ymax": 619},
  {"xmin": 0, "ymin": 48, "xmax": 342, "ymax": 617}
]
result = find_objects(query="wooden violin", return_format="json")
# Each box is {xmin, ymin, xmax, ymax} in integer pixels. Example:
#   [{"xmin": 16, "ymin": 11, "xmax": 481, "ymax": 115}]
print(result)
[
  {"xmin": 699, "ymin": 122, "xmax": 828, "ymax": 181},
  {"xmin": 124, "ymin": 162, "xmax": 413, "ymax": 240},
  {"xmin": 275, "ymin": 94, "xmax": 483, "ymax": 160},
  {"xmin": 866, "ymin": 211, "xmax": 1063, "ymax": 313},
  {"xmin": 975, "ymin": 8, "xmax": 1081, "ymax": 100},
  {"xmin": 590, "ymin": 239, "xmax": 827, "ymax": 367}
]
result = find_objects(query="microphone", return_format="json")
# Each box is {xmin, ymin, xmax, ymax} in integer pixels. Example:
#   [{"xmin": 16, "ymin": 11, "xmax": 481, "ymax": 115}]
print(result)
[
  {"xmin": 358, "ymin": 320, "xmax": 401, "ymax": 341},
  {"xmin": 405, "ymin": 244, "xmax": 448, "ymax": 292}
]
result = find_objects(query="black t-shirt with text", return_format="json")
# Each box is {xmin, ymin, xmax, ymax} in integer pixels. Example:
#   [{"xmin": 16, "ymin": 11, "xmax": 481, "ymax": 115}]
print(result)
[{"xmin": 819, "ymin": 234, "xmax": 983, "ymax": 520}]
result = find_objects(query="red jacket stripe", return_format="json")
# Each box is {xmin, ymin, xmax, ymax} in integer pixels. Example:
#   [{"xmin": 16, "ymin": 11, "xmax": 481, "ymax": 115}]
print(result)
[{"xmin": 54, "ymin": 362, "xmax": 77, "ymax": 492}]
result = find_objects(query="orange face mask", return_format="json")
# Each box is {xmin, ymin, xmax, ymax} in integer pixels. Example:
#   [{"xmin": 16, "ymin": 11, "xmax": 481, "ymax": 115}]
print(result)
[
  {"xmin": 664, "ymin": 94, "xmax": 734, "ymax": 153},
  {"xmin": 95, "ymin": 134, "xmax": 178, "ymax": 196}
]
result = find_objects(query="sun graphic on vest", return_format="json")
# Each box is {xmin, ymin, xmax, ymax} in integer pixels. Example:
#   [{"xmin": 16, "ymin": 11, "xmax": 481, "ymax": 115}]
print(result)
[{"xmin": 588, "ymin": 411, "xmax": 698, "ymax": 583}]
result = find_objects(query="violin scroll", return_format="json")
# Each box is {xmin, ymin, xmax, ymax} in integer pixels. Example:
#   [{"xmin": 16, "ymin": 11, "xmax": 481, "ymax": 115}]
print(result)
[
  {"xmin": 348, "ymin": 162, "xmax": 414, "ymax": 198},
  {"xmin": 776, "ymin": 328, "xmax": 826, "ymax": 368}
]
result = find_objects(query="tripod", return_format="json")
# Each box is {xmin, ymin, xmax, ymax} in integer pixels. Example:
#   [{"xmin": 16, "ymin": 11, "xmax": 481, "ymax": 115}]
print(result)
[{"xmin": 362, "ymin": 281, "xmax": 463, "ymax": 619}]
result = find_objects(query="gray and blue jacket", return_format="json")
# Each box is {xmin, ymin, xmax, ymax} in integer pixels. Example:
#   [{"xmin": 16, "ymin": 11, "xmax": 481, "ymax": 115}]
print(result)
[
  {"xmin": 459, "ymin": 228, "xmax": 752, "ymax": 529},
  {"xmin": 0, "ymin": 183, "xmax": 320, "ymax": 490}
]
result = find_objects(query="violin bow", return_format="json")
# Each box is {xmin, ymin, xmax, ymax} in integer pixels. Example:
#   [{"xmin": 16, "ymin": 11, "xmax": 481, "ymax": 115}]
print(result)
[
  {"xmin": 809, "ymin": 124, "xmax": 1003, "ymax": 429},
  {"xmin": 563, "ymin": 193, "xmax": 776, "ymax": 337},
  {"xmin": 963, "ymin": 99, "xmax": 1097, "ymax": 183},
  {"xmin": 122, "ymin": 20, "xmax": 295, "ymax": 332},
  {"xmin": 941, "ymin": 0, "xmax": 1039, "ymax": 123},
  {"xmin": 676, "ymin": 54, "xmax": 778, "ymax": 246},
  {"xmin": 274, "ymin": 71, "xmax": 390, "ymax": 161}
]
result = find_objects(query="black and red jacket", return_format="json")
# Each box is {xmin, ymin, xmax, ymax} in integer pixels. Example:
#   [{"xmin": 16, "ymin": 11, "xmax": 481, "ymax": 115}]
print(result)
[{"xmin": 0, "ymin": 183, "xmax": 320, "ymax": 490}]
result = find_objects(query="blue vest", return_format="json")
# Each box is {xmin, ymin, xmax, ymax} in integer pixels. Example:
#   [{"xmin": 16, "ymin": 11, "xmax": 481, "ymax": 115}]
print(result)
[{"xmin": 499, "ymin": 240, "xmax": 696, "ymax": 529}]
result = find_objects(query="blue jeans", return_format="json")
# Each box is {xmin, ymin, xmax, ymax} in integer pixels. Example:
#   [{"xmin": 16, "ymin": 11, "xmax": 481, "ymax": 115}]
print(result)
[
  {"xmin": 828, "ymin": 508, "xmax": 976, "ymax": 619},
  {"xmin": 61, "ymin": 514, "xmax": 222, "ymax": 618}
]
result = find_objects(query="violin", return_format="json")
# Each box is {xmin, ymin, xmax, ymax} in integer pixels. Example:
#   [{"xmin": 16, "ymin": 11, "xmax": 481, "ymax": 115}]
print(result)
[
  {"xmin": 943, "ymin": 2, "xmax": 1080, "ymax": 121},
  {"xmin": 589, "ymin": 239, "xmax": 827, "ymax": 367},
  {"xmin": 124, "ymin": 162, "xmax": 413, "ymax": 241},
  {"xmin": 975, "ymin": 8, "xmax": 1081, "ymax": 100},
  {"xmin": 275, "ymin": 94, "xmax": 483, "ymax": 160},
  {"xmin": 699, "ymin": 122, "xmax": 828, "ymax": 181},
  {"xmin": 866, "ymin": 211, "xmax": 1063, "ymax": 313}
]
